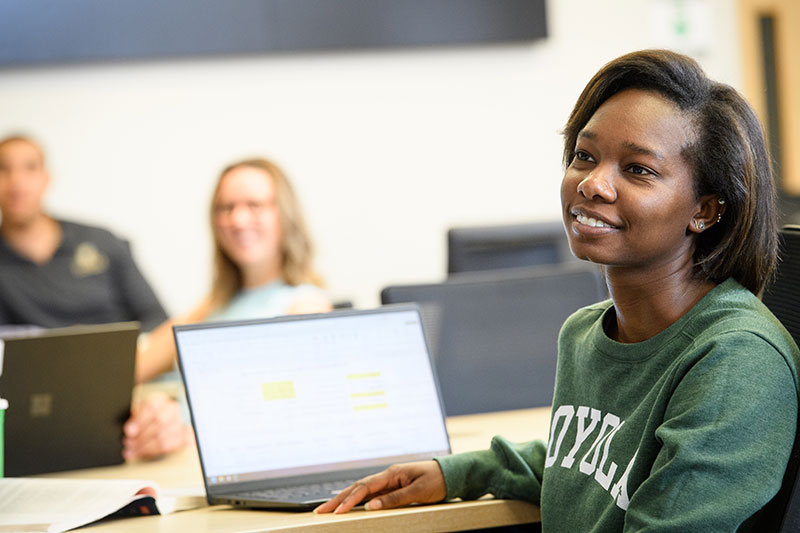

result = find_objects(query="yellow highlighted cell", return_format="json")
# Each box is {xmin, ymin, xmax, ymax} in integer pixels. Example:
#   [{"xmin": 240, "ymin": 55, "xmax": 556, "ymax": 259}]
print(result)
[
  {"xmin": 346, "ymin": 371, "xmax": 381, "ymax": 380},
  {"xmin": 261, "ymin": 381, "xmax": 296, "ymax": 401},
  {"xmin": 353, "ymin": 403, "xmax": 388, "ymax": 411},
  {"xmin": 350, "ymin": 391, "xmax": 385, "ymax": 399}
]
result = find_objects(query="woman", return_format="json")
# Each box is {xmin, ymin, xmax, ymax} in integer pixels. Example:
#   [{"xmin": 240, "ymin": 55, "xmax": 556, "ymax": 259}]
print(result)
[
  {"xmin": 135, "ymin": 157, "xmax": 331, "ymax": 383},
  {"xmin": 316, "ymin": 50, "xmax": 800, "ymax": 531},
  {"xmin": 124, "ymin": 158, "xmax": 330, "ymax": 459}
]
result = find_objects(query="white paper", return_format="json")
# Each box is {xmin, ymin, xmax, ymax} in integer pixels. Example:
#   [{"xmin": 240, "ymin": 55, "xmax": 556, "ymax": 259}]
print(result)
[
  {"xmin": 0, "ymin": 478, "xmax": 160, "ymax": 533},
  {"xmin": 154, "ymin": 486, "xmax": 208, "ymax": 514}
]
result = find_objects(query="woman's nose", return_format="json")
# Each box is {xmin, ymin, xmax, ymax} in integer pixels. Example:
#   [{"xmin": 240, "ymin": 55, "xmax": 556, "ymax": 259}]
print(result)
[
  {"xmin": 577, "ymin": 169, "xmax": 617, "ymax": 203},
  {"xmin": 229, "ymin": 204, "xmax": 253, "ymax": 226}
]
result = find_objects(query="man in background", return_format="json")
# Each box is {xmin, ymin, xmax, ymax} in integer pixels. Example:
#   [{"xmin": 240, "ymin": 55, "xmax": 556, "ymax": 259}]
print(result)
[
  {"xmin": 0, "ymin": 135, "xmax": 166, "ymax": 329},
  {"xmin": 0, "ymin": 134, "xmax": 190, "ymax": 460}
]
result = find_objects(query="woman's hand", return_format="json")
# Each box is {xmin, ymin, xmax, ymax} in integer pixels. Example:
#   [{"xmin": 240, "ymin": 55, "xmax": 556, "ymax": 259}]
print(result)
[
  {"xmin": 314, "ymin": 461, "xmax": 447, "ymax": 514},
  {"xmin": 122, "ymin": 392, "xmax": 193, "ymax": 460}
]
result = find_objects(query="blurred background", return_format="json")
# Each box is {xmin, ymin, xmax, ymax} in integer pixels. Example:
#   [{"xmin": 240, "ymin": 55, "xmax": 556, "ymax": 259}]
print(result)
[{"xmin": 0, "ymin": 0, "xmax": 796, "ymax": 313}]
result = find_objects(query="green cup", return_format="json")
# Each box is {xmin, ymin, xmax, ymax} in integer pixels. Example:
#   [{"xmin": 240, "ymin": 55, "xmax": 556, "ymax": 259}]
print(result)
[{"xmin": 0, "ymin": 398, "xmax": 6, "ymax": 478}]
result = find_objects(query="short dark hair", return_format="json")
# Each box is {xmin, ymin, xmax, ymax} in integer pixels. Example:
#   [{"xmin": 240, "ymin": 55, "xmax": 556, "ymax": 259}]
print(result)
[{"xmin": 563, "ymin": 49, "xmax": 777, "ymax": 295}]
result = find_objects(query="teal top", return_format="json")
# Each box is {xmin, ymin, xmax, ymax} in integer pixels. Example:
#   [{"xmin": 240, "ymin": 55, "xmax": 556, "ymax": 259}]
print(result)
[
  {"xmin": 166, "ymin": 280, "xmax": 327, "ymax": 422},
  {"xmin": 208, "ymin": 281, "xmax": 327, "ymax": 322},
  {"xmin": 436, "ymin": 278, "xmax": 800, "ymax": 532}
]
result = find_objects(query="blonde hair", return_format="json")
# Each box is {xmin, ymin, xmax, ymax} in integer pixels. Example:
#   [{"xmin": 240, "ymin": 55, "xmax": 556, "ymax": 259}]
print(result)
[{"xmin": 207, "ymin": 158, "xmax": 323, "ymax": 311}]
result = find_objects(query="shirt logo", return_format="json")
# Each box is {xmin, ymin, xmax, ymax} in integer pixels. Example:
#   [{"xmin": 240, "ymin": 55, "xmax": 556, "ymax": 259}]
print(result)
[
  {"xmin": 545, "ymin": 404, "xmax": 637, "ymax": 510},
  {"xmin": 71, "ymin": 242, "xmax": 109, "ymax": 277}
]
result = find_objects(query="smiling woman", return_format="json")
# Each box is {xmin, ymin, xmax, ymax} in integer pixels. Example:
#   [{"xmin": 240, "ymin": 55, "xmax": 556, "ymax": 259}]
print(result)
[
  {"xmin": 315, "ymin": 50, "xmax": 800, "ymax": 533},
  {"xmin": 562, "ymin": 90, "xmax": 708, "ymax": 278},
  {"xmin": 205, "ymin": 158, "xmax": 328, "ymax": 319},
  {"xmin": 561, "ymin": 51, "xmax": 777, "ymax": 298},
  {"xmin": 135, "ymin": 157, "xmax": 332, "ymax": 385},
  {"xmin": 122, "ymin": 157, "xmax": 331, "ymax": 462}
]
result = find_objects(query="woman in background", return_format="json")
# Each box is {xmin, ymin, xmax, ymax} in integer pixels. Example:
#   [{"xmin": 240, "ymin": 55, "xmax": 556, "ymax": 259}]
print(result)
[
  {"xmin": 124, "ymin": 157, "xmax": 330, "ymax": 459},
  {"xmin": 316, "ymin": 49, "xmax": 800, "ymax": 532},
  {"xmin": 136, "ymin": 157, "xmax": 330, "ymax": 383}
]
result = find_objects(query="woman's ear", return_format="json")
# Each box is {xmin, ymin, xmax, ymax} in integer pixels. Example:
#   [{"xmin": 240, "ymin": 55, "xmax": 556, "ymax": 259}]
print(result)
[{"xmin": 688, "ymin": 195, "xmax": 726, "ymax": 234}]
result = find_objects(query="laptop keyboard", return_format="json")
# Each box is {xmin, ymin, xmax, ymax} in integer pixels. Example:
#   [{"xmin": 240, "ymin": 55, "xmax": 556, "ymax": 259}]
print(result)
[{"xmin": 237, "ymin": 479, "xmax": 358, "ymax": 503}]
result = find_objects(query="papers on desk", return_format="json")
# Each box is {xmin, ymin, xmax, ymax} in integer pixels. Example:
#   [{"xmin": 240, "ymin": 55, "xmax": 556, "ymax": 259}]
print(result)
[{"xmin": 0, "ymin": 478, "xmax": 207, "ymax": 532}]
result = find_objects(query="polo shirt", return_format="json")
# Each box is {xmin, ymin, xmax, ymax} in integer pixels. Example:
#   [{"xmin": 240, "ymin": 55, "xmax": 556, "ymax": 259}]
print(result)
[{"xmin": 0, "ymin": 220, "xmax": 167, "ymax": 331}]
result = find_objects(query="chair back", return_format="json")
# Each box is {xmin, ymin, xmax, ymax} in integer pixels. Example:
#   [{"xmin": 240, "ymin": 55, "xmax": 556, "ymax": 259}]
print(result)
[
  {"xmin": 761, "ymin": 225, "xmax": 800, "ymax": 532},
  {"xmin": 447, "ymin": 221, "xmax": 573, "ymax": 275},
  {"xmin": 382, "ymin": 263, "xmax": 606, "ymax": 415}
]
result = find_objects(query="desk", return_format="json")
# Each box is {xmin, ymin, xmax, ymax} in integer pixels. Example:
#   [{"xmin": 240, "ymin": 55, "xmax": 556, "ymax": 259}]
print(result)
[{"xmin": 47, "ymin": 407, "xmax": 551, "ymax": 532}]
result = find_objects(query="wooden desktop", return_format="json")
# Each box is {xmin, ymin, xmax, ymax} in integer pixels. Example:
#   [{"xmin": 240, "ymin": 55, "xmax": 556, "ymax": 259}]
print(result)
[{"xmin": 45, "ymin": 407, "xmax": 550, "ymax": 532}]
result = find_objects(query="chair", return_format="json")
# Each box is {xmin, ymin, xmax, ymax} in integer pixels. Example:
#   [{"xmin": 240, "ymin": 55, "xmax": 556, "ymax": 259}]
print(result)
[
  {"xmin": 381, "ymin": 263, "xmax": 606, "ymax": 416},
  {"xmin": 331, "ymin": 300, "xmax": 354, "ymax": 310},
  {"xmin": 380, "ymin": 282, "xmax": 446, "ymax": 363},
  {"xmin": 760, "ymin": 225, "xmax": 800, "ymax": 531},
  {"xmin": 446, "ymin": 221, "xmax": 573, "ymax": 275}
]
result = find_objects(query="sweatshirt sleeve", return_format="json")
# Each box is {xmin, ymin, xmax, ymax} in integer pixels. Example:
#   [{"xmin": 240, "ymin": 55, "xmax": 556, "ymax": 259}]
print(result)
[
  {"xmin": 624, "ymin": 332, "xmax": 798, "ymax": 532},
  {"xmin": 435, "ymin": 437, "xmax": 547, "ymax": 503}
]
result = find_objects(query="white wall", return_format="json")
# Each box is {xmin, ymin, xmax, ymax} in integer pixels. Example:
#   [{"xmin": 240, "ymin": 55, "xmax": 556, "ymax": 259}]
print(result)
[{"xmin": 0, "ymin": 0, "xmax": 743, "ymax": 314}]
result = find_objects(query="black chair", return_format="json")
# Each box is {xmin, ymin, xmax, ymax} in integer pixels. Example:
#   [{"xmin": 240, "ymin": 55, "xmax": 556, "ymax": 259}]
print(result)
[
  {"xmin": 446, "ymin": 221, "xmax": 574, "ymax": 276},
  {"xmin": 381, "ymin": 263, "xmax": 606, "ymax": 416},
  {"xmin": 760, "ymin": 225, "xmax": 800, "ymax": 531},
  {"xmin": 331, "ymin": 300, "xmax": 354, "ymax": 310}
]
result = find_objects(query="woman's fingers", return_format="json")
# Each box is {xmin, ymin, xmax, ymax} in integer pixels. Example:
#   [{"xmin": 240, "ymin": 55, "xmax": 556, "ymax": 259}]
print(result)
[
  {"xmin": 333, "ymin": 482, "xmax": 375, "ymax": 513},
  {"xmin": 314, "ymin": 461, "xmax": 446, "ymax": 514},
  {"xmin": 364, "ymin": 462, "xmax": 446, "ymax": 510},
  {"xmin": 313, "ymin": 485, "xmax": 351, "ymax": 514},
  {"xmin": 315, "ymin": 471, "xmax": 394, "ymax": 514},
  {"xmin": 122, "ymin": 393, "xmax": 190, "ymax": 460}
]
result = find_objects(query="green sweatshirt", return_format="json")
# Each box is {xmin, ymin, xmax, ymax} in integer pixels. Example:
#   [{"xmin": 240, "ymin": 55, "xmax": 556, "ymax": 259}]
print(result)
[{"xmin": 436, "ymin": 278, "xmax": 800, "ymax": 532}]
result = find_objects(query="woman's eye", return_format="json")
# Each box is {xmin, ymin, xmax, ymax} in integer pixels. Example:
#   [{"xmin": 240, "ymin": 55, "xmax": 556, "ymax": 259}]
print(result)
[
  {"xmin": 628, "ymin": 164, "xmax": 652, "ymax": 176},
  {"xmin": 213, "ymin": 204, "xmax": 234, "ymax": 216},
  {"xmin": 574, "ymin": 150, "xmax": 594, "ymax": 163},
  {"xmin": 248, "ymin": 201, "xmax": 273, "ymax": 213}
]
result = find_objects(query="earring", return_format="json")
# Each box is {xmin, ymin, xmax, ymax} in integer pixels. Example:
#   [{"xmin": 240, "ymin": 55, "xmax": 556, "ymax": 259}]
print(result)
[
  {"xmin": 716, "ymin": 212, "xmax": 722, "ymax": 223},
  {"xmin": 696, "ymin": 220, "xmax": 705, "ymax": 231},
  {"xmin": 718, "ymin": 198, "xmax": 726, "ymax": 205}
]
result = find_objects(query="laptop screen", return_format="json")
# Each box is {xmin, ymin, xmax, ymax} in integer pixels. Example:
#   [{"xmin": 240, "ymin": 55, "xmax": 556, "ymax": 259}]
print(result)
[{"xmin": 175, "ymin": 307, "xmax": 451, "ymax": 488}]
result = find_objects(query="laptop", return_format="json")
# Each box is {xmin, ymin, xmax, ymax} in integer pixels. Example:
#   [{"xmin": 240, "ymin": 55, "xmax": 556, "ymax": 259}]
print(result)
[
  {"xmin": 174, "ymin": 305, "xmax": 451, "ymax": 510},
  {"xmin": 0, "ymin": 321, "xmax": 140, "ymax": 476}
]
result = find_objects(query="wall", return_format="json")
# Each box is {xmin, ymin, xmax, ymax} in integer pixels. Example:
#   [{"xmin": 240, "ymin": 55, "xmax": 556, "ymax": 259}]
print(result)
[
  {"xmin": 739, "ymin": 0, "xmax": 800, "ymax": 195},
  {"xmin": 0, "ymin": 0, "xmax": 743, "ymax": 314}
]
